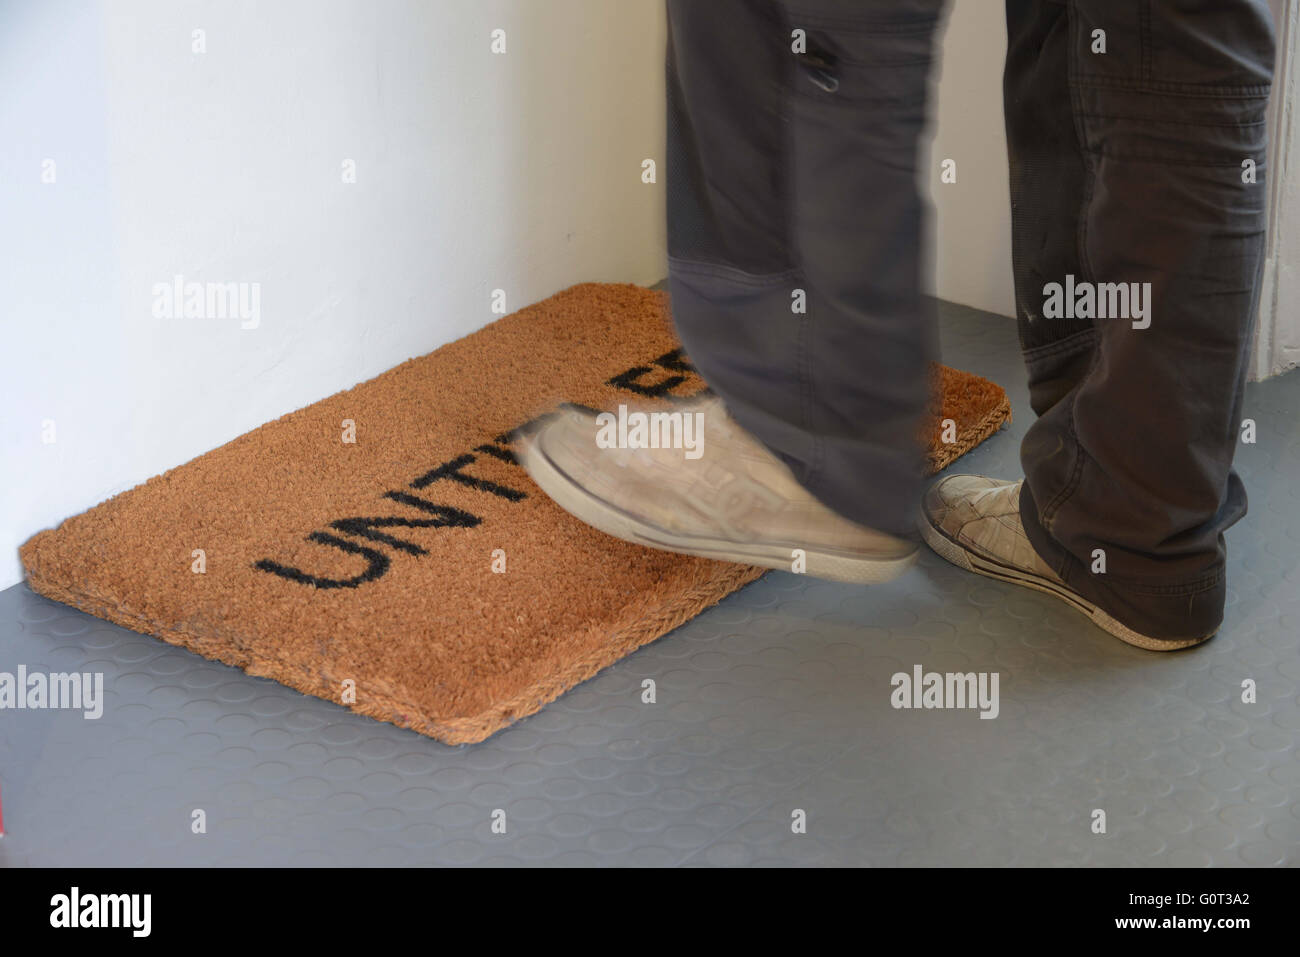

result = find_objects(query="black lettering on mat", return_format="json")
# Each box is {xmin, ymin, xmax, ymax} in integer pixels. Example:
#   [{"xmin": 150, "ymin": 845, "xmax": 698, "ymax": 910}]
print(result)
[
  {"xmin": 252, "ymin": 353, "xmax": 693, "ymax": 590},
  {"xmin": 607, "ymin": 349, "xmax": 707, "ymax": 400},
  {"xmin": 255, "ymin": 532, "xmax": 390, "ymax": 589},
  {"xmin": 410, "ymin": 453, "xmax": 526, "ymax": 501}
]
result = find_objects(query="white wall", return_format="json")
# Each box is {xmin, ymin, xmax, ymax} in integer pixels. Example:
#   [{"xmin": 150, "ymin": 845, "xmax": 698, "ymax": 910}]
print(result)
[
  {"xmin": 1, "ymin": 0, "xmax": 669, "ymax": 589},
  {"xmin": 926, "ymin": 0, "xmax": 1015, "ymax": 319},
  {"xmin": 1255, "ymin": 0, "xmax": 1300, "ymax": 379}
]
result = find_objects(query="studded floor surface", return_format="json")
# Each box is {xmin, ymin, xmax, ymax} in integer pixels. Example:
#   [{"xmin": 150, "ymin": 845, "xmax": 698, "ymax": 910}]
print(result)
[{"xmin": 2, "ymin": 297, "xmax": 1297, "ymax": 867}]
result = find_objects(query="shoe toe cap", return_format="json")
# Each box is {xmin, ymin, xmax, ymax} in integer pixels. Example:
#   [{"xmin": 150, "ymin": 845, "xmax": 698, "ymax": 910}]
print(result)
[{"xmin": 924, "ymin": 473, "xmax": 1004, "ymax": 511}]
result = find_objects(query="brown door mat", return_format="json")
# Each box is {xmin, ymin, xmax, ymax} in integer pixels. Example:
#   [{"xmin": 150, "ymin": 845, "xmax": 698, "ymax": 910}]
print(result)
[{"xmin": 19, "ymin": 283, "xmax": 1010, "ymax": 744}]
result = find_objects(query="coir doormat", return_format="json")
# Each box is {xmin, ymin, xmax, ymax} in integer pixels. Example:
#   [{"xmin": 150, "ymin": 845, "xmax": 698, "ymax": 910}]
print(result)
[{"xmin": 20, "ymin": 283, "xmax": 1010, "ymax": 744}]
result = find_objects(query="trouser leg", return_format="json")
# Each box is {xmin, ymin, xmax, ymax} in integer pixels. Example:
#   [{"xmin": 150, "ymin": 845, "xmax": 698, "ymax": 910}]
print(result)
[
  {"xmin": 1004, "ymin": 0, "xmax": 1276, "ymax": 639},
  {"xmin": 665, "ymin": 0, "xmax": 946, "ymax": 539}
]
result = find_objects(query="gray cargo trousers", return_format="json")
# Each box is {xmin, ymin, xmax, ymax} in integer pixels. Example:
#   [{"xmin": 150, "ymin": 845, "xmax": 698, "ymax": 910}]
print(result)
[{"xmin": 664, "ymin": 0, "xmax": 1275, "ymax": 641}]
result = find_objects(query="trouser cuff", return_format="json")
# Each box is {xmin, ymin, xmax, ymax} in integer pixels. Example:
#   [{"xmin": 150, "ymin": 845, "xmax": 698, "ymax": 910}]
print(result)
[{"xmin": 1018, "ymin": 481, "xmax": 1226, "ymax": 642}]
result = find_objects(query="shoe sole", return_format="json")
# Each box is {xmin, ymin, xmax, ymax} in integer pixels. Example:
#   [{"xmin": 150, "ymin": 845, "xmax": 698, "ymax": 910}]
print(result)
[
  {"xmin": 917, "ymin": 505, "xmax": 1212, "ymax": 652},
  {"xmin": 519, "ymin": 440, "xmax": 918, "ymax": 585}
]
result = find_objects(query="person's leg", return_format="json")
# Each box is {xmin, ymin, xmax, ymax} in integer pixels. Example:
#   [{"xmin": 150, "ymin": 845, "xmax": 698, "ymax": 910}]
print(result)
[
  {"xmin": 1004, "ymin": 0, "xmax": 1095, "ymax": 413},
  {"xmin": 1020, "ymin": 0, "xmax": 1274, "ymax": 641},
  {"xmin": 521, "ymin": 0, "xmax": 947, "ymax": 582},
  {"xmin": 924, "ymin": 0, "xmax": 1275, "ymax": 646},
  {"xmin": 665, "ymin": 0, "xmax": 946, "ymax": 540}
]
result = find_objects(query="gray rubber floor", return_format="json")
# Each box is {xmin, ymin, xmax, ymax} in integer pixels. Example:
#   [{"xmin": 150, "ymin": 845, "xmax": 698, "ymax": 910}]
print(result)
[{"xmin": 2, "ymin": 298, "xmax": 1297, "ymax": 867}]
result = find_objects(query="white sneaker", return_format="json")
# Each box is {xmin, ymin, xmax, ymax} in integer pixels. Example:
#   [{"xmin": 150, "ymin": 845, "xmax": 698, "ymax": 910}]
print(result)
[
  {"xmin": 518, "ymin": 395, "xmax": 919, "ymax": 584},
  {"xmin": 918, "ymin": 475, "xmax": 1214, "ymax": 651}
]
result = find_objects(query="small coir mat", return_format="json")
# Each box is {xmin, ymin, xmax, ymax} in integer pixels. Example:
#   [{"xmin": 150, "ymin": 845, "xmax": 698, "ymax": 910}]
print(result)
[{"xmin": 20, "ymin": 283, "xmax": 1010, "ymax": 744}]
